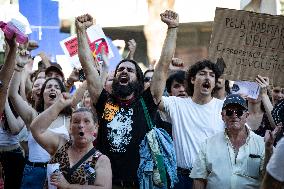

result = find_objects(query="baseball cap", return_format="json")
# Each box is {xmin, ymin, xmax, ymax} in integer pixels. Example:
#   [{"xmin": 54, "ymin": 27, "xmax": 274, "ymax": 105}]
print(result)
[
  {"xmin": 222, "ymin": 94, "xmax": 248, "ymax": 110},
  {"xmin": 45, "ymin": 63, "xmax": 64, "ymax": 80}
]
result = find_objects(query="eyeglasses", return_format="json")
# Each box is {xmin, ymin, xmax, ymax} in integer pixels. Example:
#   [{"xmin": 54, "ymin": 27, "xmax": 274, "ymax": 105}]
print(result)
[
  {"xmin": 144, "ymin": 77, "xmax": 152, "ymax": 82},
  {"xmin": 225, "ymin": 109, "xmax": 245, "ymax": 118}
]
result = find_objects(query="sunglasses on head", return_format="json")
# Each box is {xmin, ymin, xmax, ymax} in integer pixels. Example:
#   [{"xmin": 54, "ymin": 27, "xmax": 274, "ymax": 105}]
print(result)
[
  {"xmin": 144, "ymin": 77, "xmax": 152, "ymax": 82},
  {"xmin": 225, "ymin": 109, "xmax": 245, "ymax": 117}
]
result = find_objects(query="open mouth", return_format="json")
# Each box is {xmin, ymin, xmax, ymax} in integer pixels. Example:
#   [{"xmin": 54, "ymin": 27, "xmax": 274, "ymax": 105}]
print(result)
[
  {"xmin": 119, "ymin": 75, "xmax": 129, "ymax": 84},
  {"xmin": 79, "ymin": 131, "xmax": 84, "ymax": 137},
  {"xmin": 49, "ymin": 93, "xmax": 57, "ymax": 99},
  {"xmin": 177, "ymin": 94, "xmax": 187, "ymax": 98},
  {"xmin": 202, "ymin": 81, "xmax": 211, "ymax": 89}
]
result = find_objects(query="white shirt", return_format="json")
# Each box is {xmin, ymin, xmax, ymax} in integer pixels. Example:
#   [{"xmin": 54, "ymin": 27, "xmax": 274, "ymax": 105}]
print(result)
[
  {"xmin": 267, "ymin": 137, "xmax": 284, "ymax": 182},
  {"xmin": 190, "ymin": 128, "xmax": 265, "ymax": 189},
  {"xmin": 162, "ymin": 96, "xmax": 225, "ymax": 169}
]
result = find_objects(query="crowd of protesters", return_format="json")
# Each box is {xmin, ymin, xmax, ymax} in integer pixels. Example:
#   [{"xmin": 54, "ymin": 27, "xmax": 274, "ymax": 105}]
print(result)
[{"xmin": 0, "ymin": 9, "xmax": 283, "ymax": 189}]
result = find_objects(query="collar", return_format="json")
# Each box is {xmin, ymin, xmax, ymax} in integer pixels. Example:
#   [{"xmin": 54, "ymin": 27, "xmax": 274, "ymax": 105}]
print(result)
[
  {"xmin": 224, "ymin": 124, "xmax": 251, "ymax": 144},
  {"xmin": 114, "ymin": 96, "xmax": 136, "ymax": 107}
]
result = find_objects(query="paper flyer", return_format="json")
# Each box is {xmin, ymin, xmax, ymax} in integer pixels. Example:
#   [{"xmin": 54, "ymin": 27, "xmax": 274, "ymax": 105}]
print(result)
[{"xmin": 231, "ymin": 81, "xmax": 260, "ymax": 100}]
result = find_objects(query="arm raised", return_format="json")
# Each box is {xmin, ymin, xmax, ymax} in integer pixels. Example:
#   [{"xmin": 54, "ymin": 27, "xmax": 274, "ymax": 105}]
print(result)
[
  {"xmin": 30, "ymin": 92, "xmax": 71, "ymax": 155},
  {"xmin": 76, "ymin": 14, "xmax": 103, "ymax": 105},
  {"xmin": 4, "ymin": 98, "xmax": 25, "ymax": 135},
  {"xmin": 255, "ymin": 75, "xmax": 275, "ymax": 128},
  {"xmin": 8, "ymin": 68, "xmax": 37, "ymax": 128},
  {"xmin": 150, "ymin": 10, "xmax": 179, "ymax": 106},
  {"xmin": 0, "ymin": 36, "xmax": 17, "ymax": 114}
]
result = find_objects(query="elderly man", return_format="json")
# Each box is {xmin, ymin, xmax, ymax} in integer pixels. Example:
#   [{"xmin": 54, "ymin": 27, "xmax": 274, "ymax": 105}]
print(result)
[{"xmin": 190, "ymin": 94, "xmax": 272, "ymax": 189}]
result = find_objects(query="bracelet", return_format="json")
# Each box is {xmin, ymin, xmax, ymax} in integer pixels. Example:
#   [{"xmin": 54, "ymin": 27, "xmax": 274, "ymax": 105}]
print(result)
[{"xmin": 168, "ymin": 26, "xmax": 178, "ymax": 29}]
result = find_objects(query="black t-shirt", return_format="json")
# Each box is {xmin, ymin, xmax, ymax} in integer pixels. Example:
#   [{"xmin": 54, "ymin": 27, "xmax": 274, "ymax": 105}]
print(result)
[{"xmin": 95, "ymin": 88, "xmax": 158, "ymax": 182}]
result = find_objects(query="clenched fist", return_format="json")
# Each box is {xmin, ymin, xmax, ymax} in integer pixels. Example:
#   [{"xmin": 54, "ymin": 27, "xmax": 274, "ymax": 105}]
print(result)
[
  {"xmin": 160, "ymin": 10, "xmax": 179, "ymax": 28},
  {"xmin": 75, "ymin": 14, "xmax": 95, "ymax": 32}
]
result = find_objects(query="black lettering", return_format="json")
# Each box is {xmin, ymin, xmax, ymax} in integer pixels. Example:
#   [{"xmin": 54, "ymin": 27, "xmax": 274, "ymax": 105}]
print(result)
[
  {"xmin": 225, "ymin": 18, "xmax": 231, "ymax": 27},
  {"xmin": 216, "ymin": 43, "xmax": 223, "ymax": 51},
  {"xmin": 236, "ymin": 58, "xmax": 241, "ymax": 65},
  {"xmin": 254, "ymin": 60, "xmax": 260, "ymax": 68}
]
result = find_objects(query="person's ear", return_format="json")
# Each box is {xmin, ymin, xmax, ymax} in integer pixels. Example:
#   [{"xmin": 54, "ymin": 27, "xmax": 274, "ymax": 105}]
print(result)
[{"xmin": 243, "ymin": 111, "xmax": 249, "ymax": 118}]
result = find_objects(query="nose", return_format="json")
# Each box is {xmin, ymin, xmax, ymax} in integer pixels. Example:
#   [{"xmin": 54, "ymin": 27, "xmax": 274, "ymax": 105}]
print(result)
[
  {"xmin": 78, "ymin": 122, "xmax": 84, "ymax": 129},
  {"xmin": 179, "ymin": 86, "xmax": 185, "ymax": 92}
]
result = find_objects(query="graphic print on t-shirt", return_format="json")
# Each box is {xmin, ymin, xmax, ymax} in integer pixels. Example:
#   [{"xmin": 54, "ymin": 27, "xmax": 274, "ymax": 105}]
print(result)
[
  {"xmin": 102, "ymin": 102, "xmax": 119, "ymax": 121},
  {"xmin": 106, "ymin": 107, "xmax": 133, "ymax": 152}
]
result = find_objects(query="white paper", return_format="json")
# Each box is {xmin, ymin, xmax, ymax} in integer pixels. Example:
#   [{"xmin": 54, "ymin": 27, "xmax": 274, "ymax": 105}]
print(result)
[
  {"xmin": 47, "ymin": 163, "xmax": 60, "ymax": 189},
  {"xmin": 60, "ymin": 25, "xmax": 113, "ymax": 69},
  {"xmin": 231, "ymin": 81, "xmax": 260, "ymax": 99},
  {"xmin": 32, "ymin": 55, "xmax": 42, "ymax": 71}
]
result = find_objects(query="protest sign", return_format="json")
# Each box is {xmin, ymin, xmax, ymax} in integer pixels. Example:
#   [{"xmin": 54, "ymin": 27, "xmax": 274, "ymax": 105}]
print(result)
[
  {"xmin": 209, "ymin": 8, "xmax": 284, "ymax": 87},
  {"xmin": 60, "ymin": 25, "xmax": 113, "ymax": 68},
  {"xmin": 231, "ymin": 81, "xmax": 260, "ymax": 99}
]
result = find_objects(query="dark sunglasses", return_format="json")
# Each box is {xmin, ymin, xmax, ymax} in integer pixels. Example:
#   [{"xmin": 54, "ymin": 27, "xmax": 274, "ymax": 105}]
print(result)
[
  {"xmin": 225, "ymin": 109, "xmax": 245, "ymax": 117},
  {"xmin": 144, "ymin": 77, "xmax": 152, "ymax": 82}
]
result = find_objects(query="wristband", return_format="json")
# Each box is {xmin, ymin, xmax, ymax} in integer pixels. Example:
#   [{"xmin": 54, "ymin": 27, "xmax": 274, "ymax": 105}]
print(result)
[{"xmin": 168, "ymin": 26, "xmax": 178, "ymax": 29}]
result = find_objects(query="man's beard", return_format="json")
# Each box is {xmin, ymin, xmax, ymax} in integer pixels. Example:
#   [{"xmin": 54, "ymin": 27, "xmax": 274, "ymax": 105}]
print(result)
[{"xmin": 112, "ymin": 78, "xmax": 138, "ymax": 99}]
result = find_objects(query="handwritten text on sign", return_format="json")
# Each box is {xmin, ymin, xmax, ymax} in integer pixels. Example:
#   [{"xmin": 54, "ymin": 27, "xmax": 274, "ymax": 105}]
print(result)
[{"xmin": 209, "ymin": 8, "xmax": 284, "ymax": 87}]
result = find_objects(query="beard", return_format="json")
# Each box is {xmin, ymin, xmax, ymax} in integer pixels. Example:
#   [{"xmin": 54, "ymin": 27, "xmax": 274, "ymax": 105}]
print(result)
[{"xmin": 112, "ymin": 78, "xmax": 138, "ymax": 99}]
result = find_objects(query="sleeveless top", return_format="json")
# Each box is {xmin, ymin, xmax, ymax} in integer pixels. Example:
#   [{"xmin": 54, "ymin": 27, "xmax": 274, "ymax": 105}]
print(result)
[{"xmin": 49, "ymin": 141, "xmax": 102, "ymax": 185}]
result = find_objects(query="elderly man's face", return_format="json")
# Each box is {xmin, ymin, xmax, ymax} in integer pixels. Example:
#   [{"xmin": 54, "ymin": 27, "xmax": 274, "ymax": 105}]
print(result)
[{"xmin": 222, "ymin": 105, "xmax": 249, "ymax": 131}]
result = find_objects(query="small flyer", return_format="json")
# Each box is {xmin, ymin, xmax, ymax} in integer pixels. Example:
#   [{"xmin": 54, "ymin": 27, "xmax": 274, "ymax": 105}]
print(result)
[{"xmin": 231, "ymin": 81, "xmax": 260, "ymax": 99}]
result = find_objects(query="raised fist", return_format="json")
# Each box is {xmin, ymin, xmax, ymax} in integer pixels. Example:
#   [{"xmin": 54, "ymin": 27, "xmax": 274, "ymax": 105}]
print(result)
[
  {"xmin": 75, "ymin": 14, "xmax": 94, "ymax": 32},
  {"xmin": 171, "ymin": 57, "xmax": 184, "ymax": 67},
  {"xmin": 57, "ymin": 92, "xmax": 72, "ymax": 108},
  {"xmin": 160, "ymin": 10, "xmax": 179, "ymax": 28}
]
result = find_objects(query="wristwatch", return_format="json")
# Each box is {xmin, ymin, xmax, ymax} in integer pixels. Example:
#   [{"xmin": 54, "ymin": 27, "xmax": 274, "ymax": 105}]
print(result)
[{"xmin": 0, "ymin": 80, "xmax": 3, "ymax": 88}]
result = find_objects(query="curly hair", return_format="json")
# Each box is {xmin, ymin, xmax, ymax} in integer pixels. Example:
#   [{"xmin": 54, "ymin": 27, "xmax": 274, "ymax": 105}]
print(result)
[
  {"xmin": 36, "ymin": 78, "xmax": 72, "ymax": 115},
  {"xmin": 114, "ymin": 59, "xmax": 144, "ymax": 97},
  {"xmin": 186, "ymin": 60, "xmax": 222, "ymax": 96}
]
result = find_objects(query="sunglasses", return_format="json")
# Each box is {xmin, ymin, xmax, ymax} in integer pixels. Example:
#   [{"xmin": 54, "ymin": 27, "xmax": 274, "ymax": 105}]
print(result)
[
  {"xmin": 144, "ymin": 77, "xmax": 152, "ymax": 82},
  {"xmin": 225, "ymin": 109, "xmax": 245, "ymax": 117}
]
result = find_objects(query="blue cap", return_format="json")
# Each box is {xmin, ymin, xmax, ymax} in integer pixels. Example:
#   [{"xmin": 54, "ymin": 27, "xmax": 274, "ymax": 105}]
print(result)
[{"xmin": 222, "ymin": 94, "xmax": 247, "ymax": 110}]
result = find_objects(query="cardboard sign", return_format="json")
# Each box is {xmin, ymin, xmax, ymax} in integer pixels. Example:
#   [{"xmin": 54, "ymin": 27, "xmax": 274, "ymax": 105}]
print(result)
[
  {"xmin": 209, "ymin": 8, "xmax": 284, "ymax": 87},
  {"xmin": 231, "ymin": 81, "xmax": 260, "ymax": 99},
  {"xmin": 60, "ymin": 25, "xmax": 113, "ymax": 68}
]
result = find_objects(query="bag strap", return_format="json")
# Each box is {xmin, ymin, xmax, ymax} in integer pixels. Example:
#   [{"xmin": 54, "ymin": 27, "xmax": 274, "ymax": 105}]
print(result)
[
  {"xmin": 66, "ymin": 147, "xmax": 97, "ymax": 180},
  {"xmin": 140, "ymin": 97, "xmax": 154, "ymax": 130},
  {"xmin": 140, "ymin": 97, "xmax": 167, "ymax": 187}
]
